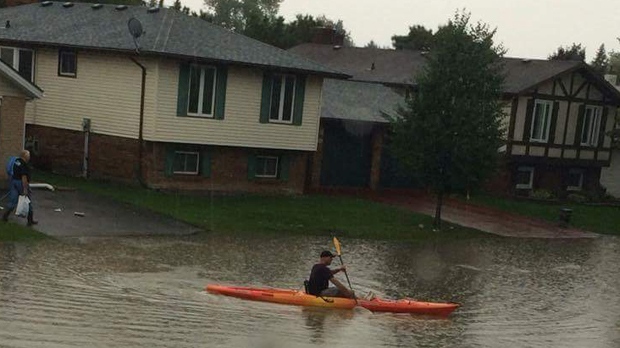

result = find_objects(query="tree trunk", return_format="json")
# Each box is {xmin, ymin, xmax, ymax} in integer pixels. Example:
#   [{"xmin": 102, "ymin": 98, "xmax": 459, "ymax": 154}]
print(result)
[{"xmin": 434, "ymin": 190, "xmax": 443, "ymax": 230}]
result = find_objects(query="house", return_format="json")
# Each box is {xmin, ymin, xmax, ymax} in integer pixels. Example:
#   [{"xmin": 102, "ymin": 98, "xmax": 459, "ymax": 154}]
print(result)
[
  {"xmin": 289, "ymin": 42, "xmax": 620, "ymax": 197},
  {"xmin": 600, "ymin": 74, "xmax": 620, "ymax": 197},
  {"xmin": 0, "ymin": 60, "xmax": 43, "ymax": 182},
  {"xmin": 0, "ymin": 2, "xmax": 347, "ymax": 194}
]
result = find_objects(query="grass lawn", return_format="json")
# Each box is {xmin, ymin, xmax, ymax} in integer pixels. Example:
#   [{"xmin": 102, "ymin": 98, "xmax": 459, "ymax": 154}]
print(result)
[
  {"xmin": 33, "ymin": 171, "xmax": 489, "ymax": 241},
  {"xmin": 0, "ymin": 221, "xmax": 48, "ymax": 242},
  {"xmin": 467, "ymin": 194, "xmax": 620, "ymax": 236}
]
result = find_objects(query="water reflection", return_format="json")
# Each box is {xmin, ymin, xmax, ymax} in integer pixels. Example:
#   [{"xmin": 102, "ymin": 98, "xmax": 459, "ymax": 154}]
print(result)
[{"xmin": 0, "ymin": 234, "xmax": 618, "ymax": 347}]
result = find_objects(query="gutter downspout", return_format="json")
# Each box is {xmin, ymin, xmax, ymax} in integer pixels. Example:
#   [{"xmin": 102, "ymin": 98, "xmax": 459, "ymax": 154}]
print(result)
[{"xmin": 130, "ymin": 57, "xmax": 147, "ymax": 188}]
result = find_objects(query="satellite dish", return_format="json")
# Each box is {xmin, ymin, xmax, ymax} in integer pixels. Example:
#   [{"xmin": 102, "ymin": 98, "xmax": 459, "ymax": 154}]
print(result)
[
  {"xmin": 127, "ymin": 17, "xmax": 143, "ymax": 53},
  {"xmin": 128, "ymin": 17, "xmax": 143, "ymax": 39}
]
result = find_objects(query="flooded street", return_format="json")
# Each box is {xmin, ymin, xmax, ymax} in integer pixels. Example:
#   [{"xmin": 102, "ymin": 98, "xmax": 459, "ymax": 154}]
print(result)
[{"xmin": 1, "ymin": 234, "xmax": 619, "ymax": 348}]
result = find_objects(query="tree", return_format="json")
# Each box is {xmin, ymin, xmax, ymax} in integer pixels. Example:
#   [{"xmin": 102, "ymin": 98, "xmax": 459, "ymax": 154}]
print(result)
[
  {"xmin": 390, "ymin": 12, "xmax": 505, "ymax": 229},
  {"xmin": 590, "ymin": 44, "xmax": 609, "ymax": 75},
  {"xmin": 203, "ymin": 0, "xmax": 282, "ymax": 32},
  {"xmin": 392, "ymin": 25, "xmax": 435, "ymax": 50},
  {"xmin": 548, "ymin": 43, "xmax": 586, "ymax": 61},
  {"xmin": 365, "ymin": 40, "xmax": 379, "ymax": 48}
]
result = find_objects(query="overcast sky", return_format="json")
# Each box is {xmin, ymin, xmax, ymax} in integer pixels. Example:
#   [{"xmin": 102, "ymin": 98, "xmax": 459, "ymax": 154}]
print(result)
[{"xmin": 178, "ymin": 0, "xmax": 620, "ymax": 60}]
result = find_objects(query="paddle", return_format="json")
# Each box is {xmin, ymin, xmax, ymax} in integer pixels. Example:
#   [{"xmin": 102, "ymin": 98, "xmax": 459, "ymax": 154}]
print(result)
[{"xmin": 332, "ymin": 237, "xmax": 356, "ymax": 301}]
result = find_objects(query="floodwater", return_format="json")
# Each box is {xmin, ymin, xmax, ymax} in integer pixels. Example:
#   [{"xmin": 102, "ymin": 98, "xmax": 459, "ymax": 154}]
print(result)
[{"xmin": 1, "ymin": 234, "xmax": 619, "ymax": 348}]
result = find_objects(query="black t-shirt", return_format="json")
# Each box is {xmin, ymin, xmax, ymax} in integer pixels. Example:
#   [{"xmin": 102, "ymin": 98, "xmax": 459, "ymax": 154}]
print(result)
[
  {"xmin": 12, "ymin": 158, "xmax": 30, "ymax": 181},
  {"xmin": 308, "ymin": 263, "xmax": 333, "ymax": 295}
]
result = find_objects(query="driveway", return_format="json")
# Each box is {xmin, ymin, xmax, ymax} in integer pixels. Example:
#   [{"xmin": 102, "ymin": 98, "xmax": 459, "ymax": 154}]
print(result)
[
  {"xmin": 371, "ymin": 193, "xmax": 599, "ymax": 239},
  {"xmin": 7, "ymin": 189, "xmax": 202, "ymax": 238}
]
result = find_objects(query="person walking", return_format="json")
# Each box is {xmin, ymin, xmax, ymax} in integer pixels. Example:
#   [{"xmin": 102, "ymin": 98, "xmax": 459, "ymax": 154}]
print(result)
[{"xmin": 2, "ymin": 150, "xmax": 37, "ymax": 226}]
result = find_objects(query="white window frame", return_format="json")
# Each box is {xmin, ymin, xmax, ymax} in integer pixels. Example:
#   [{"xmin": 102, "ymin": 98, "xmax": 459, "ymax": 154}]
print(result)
[
  {"xmin": 172, "ymin": 151, "xmax": 200, "ymax": 175},
  {"xmin": 0, "ymin": 46, "xmax": 34, "ymax": 81},
  {"xmin": 59, "ymin": 49, "xmax": 77, "ymax": 77},
  {"xmin": 269, "ymin": 74, "xmax": 296, "ymax": 124},
  {"xmin": 186, "ymin": 65, "xmax": 217, "ymax": 117},
  {"xmin": 516, "ymin": 166, "xmax": 534, "ymax": 190},
  {"xmin": 255, "ymin": 156, "xmax": 279, "ymax": 178},
  {"xmin": 580, "ymin": 105, "xmax": 602, "ymax": 147},
  {"xmin": 530, "ymin": 100, "xmax": 553, "ymax": 143},
  {"xmin": 567, "ymin": 169, "xmax": 584, "ymax": 191}
]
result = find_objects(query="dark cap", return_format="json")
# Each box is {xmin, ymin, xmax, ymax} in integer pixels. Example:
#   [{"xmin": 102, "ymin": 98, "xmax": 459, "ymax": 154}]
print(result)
[{"xmin": 320, "ymin": 250, "xmax": 336, "ymax": 258}]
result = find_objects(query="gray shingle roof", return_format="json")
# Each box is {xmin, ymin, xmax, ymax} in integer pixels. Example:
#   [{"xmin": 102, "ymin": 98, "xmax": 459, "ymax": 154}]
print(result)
[
  {"xmin": 289, "ymin": 44, "xmax": 618, "ymax": 97},
  {"xmin": 0, "ymin": 2, "xmax": 347, "ymax": 77},
  {"xmin": 321, "ymin": 79, "xmax": 404, "ymax": 123},
  {"xmin": 289, "ymin": 44, "xmax": 425, "ymax": 85}
]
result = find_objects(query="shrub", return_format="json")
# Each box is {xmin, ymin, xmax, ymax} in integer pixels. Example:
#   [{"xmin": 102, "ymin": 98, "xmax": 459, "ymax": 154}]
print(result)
[{"xmin": 529, "ymin": 189, "xmax": 555, "ymax": 200}]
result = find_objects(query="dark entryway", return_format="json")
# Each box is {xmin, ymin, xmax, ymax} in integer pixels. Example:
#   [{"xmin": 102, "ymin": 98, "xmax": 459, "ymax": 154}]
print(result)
[{"xmin": 320, "ymin": 120, "xmax": 372, "ymax": 187}]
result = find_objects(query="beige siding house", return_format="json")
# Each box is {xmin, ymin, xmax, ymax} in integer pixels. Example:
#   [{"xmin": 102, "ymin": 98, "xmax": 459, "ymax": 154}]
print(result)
[{"xmin": 1, "ymin": 2, "xmax": 345, "ymax": 193}]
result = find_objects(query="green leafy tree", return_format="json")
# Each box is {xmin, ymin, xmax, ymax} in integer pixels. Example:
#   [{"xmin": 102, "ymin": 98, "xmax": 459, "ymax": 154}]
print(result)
[
  {"xmin": 590, "ymin": 44, "xmax": 609, "ymax": 75},
  {"xmin": 365, "ymin": 40, "xmax": 379, "ymax": 48},
  {"xmin": 548, "ymin": 43, "xmax": 586, "ymax": 61},
  {"xmin": 390, "ymin": 12, "xmax": 505, "ymax": 229},
  {"xmin": 203, "ymin": 0, "xmax": 282, "ymax": 31},
  {"xmin": 392, "ymin": 25, "xmax": 435, "ymax": 50}
]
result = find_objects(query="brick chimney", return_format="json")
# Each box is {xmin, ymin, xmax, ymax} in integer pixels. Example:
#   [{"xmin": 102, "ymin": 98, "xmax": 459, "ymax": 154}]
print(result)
[
  {"xmin": 5, "ymin": 0, "xmax": 39, "ymax": 7},
  {"xmin": 311, "ymin": 27, "xmax": 344, "ymax": 46}
]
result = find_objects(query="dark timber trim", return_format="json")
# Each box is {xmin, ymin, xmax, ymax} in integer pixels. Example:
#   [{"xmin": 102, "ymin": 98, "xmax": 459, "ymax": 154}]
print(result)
[{"xmin": 507, "ymin": 97, "xmax": 518, "ymax": 155}]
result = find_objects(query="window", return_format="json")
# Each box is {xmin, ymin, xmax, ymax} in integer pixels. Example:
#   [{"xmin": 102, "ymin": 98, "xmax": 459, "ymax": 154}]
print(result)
[
  {"xmin": 581, "ymin": 105, "xmax": 602, "ymax": 147},
  {"xmin": 256, "ymin": 156, "xmax": 279, "ymax": 178},
  {"xmin": 516, "ymin": 166, "xmax": 534, "ymax": 189},
  {"xmin": 567, "ymin": 169, "xmax": 584, "ymax": 191},
  {"xmin": 187, "ymin": 65, "xmax": 217, "ymax": 117},
  {"xmin": 530, "ymin": 100, "xmax": 553, "ymax": 142},
  {"xmin": 0, "ymin": 46, "xmax": 34, "ymax": 82},
  {"xmin": 173, "ymin": 151, "xmax": 199, "ymax": 175},
  {"xmin": 58, "ymin": 49, "xmax": 77, "ymax": 77},
  {"xmin": 269, "ymin": 74, "xmax": 296, "ymax": 123}
]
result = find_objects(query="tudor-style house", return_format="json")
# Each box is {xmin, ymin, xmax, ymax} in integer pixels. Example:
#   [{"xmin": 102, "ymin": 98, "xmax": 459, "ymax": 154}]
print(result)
[
  {"xmin": 501, "ymin": 59, "xmax": 619, "ymax": 195},
  {"xmin": 0, "ymin": 2, "xmax": 346, "ymax": 194}
]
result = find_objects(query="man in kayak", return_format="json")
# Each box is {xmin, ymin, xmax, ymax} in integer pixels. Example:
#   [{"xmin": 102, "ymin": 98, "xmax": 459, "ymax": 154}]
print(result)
[{"xmin": 307, "ymin": 250, "xmax": 355, "ymax": 298}]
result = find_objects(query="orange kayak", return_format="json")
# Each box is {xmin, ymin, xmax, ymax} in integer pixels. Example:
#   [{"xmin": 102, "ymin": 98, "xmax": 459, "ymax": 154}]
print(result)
[
  {"xmin": 206, "ymin": 284, "xmax": 357, "ymax": 309},
  {"xmin": 359, "ymin": 298, "xmax": 459, "ymax": 316},
  {"xmin": 206, "ymin": 284, "xmax": 459, "ymax": 315}
]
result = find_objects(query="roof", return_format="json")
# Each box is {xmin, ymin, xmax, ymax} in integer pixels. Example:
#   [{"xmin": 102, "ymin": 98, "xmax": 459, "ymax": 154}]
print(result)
[
  {"xmin": 289, "ymin": 44, "xmax": 425, "ymax": 85},
  {"xmin": 0, "ymin": 2, "xmax": 347, "ymax": 78},
  {"xmin": 289, "ymin": 44, "xmax": 620, "ymax": 100},
  {"xmin": 0, "ymin": 59, "xmax": 43, "ymax": 99},
  {"xmin": 321, "ymin": 79, "xmax": 404, "ymax": 123}
]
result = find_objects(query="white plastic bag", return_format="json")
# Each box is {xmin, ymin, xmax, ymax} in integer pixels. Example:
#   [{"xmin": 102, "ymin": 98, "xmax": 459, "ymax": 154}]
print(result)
[{"xmin": 15, "ymin": 195, "xmax": 30, "ymax": 218}]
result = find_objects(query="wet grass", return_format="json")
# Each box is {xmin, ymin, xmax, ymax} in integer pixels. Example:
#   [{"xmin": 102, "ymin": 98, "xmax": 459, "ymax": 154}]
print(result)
[
  {"xmin": 465, "ymin": 194, "xmax": 620, "ymax": 235},
  {"xmin": 33, "ymin": 171, "xmax": 490, "ymax": 241},
  {"xmin": 0, "ymin": 221, "xmax": 49, "ymax": 242}
]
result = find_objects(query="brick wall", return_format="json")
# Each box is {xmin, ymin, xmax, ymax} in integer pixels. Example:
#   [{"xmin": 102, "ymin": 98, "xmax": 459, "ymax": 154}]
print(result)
[
  {"xmin": 0, "ymin": 96, "xmax": 26, "ymax": 181},
  {"xmin": 145, "ymin": 142, "xmax": 309, "ymax": 194},
  {"xmin": 26, "ymin": 124, "xmax": 138, "ymax": 181}
]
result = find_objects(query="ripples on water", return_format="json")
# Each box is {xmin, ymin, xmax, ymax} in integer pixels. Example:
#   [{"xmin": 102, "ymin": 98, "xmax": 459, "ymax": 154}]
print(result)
[{"xmin": 1, "ymin": 234, "xmax": 619, "ymax": 347}]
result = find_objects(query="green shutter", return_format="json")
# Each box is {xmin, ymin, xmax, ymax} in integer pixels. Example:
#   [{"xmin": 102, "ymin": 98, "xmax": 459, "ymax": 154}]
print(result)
[
  {"xmin": 293, "ymin": 75, "xmax": 306, "ymax": 126},
  {"xmin": 549, "ymin": 102, "xmax": 559, "ymax": 143},
  {"xmin": 575, "ymin": 104, "xmax": 585, "ymax": 146},
  {"xmin": 200, "ymin": 150, "xmax": 211, "ymax": 177},
  {"xmin": 247, "ymin": 153, "xmax": 257, "ymax": 180},
  {"xmin": 599, "ymin": 106, "xmax": 609, "ymax": 147},
  {"xmin": 260, "ymin": 72, "xmax": 273, "ymax": 123},
  {"xmin": 279, "ymin": 155, "xmax": 291, "ymax": 181},
  {"xmin": 214, "ymin": 66, "xmax": 228, "ymax": 120},
  {"xmin": 165, "ymin": 145, "xmax": 176, "ymax": 177},
  {"xmin": 177, "ymin": 63, "xmax": 190, "ymax": 116}
]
